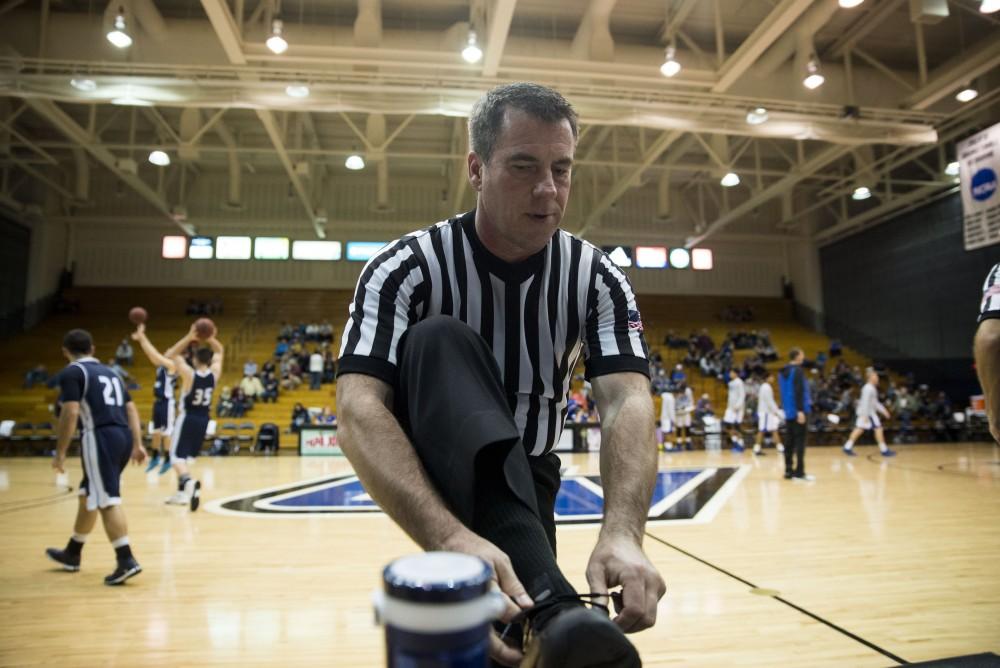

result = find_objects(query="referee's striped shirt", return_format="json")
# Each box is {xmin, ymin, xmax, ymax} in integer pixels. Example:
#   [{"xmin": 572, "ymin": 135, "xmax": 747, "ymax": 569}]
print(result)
[
  {"xmin": 980, "ymin": 263, "xmax": 1000, "ymax": 323},
  {"xmin": 338, "ymin": 210, "xmax": 650, "ymax": 456}
]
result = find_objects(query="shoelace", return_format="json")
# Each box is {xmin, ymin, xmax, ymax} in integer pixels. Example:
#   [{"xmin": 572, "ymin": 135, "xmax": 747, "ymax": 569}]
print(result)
[{"xmin": 498, "ymin": 592, "xmax": 611, "ymax": 643}]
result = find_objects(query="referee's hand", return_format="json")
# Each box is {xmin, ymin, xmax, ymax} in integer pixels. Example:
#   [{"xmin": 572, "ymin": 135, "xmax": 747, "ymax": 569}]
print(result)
[{"xmin": 586, "ymin": 537, "xmax": 665, "ymax": 634}]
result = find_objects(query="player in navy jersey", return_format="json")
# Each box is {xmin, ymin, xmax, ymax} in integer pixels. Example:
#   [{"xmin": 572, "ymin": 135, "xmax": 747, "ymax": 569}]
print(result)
[
  {"xmin": 162, "ymin": 323, "xmax": 223, "ymax": 511},
  {"xmin": 131, "ymin": 324, "xmax": 177, "ymax": 475},
  {"xmin": 45, "ymin": 329, "xmax": 147, "ymax": 585}
]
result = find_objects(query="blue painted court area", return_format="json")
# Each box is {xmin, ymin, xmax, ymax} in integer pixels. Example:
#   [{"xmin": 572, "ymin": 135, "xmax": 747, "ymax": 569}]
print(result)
[{"xmin": 270, "ymin": 469, "xmax": 704, "ymax": 517}]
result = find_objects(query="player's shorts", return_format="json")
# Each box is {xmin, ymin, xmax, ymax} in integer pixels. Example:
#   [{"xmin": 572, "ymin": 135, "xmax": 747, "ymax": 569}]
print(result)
[
  {"xmin": 723, "ymin": 408, "xmax": 744, "ymax": 425},
  {"xmin": 854, "ymin": 414, "xmax": 882, "ymax": 431},
  {"xmin": 78, "ymin": 425, "xmax": 132, "ymax": 511},
  {"xmin": 675, "ymin": 413, "xmax": 692, "ymax": 428},
  {"xmin": 152, "ymin": 398, "xmax": 176, "ymax": 434},
  {"xmin": 170, "ymin": 412, "xmax": 210, "ymax": 461},
  {"xmin": 757, "ymin": 413, "xmax": 780, "ymax": 433},
  {"xmin": 660, "ymin": 419, "xmax": 673, "ymax": 434}
]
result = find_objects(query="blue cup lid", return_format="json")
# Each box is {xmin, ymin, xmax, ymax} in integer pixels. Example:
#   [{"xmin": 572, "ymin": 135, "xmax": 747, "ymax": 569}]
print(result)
[{"xmin": 384, "ymin": 552, "xmax": 493, "ymax": 604}]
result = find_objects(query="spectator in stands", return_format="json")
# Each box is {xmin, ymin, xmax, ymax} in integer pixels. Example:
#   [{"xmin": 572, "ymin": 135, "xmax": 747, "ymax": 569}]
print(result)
[
  {"xmin": 291, "ymin": 402, "xmax": 311, "ymax": 432},
  {"xmin": 23, "ymin": 364, "xmax": 48, "ymax": 389},
  {"xmin": 240, "ymin": 373, "xmax": 264, "ymax": 404},
  {"xmin": 106, "ymin": 358, "xmax": 135, "ymax": 389},
  {"xmin": 695, "ymin": 394, "xmax": 714, "ymax": 421},
  {"xmin": 308, "ymin": 348, "xmax": 324, "ymax": 390},
  {"xmin": 217, "ymin": 386, "xmax": 235, "ymax": 417},
  {"xmin": 279, "ymin": 322, "xmax": 293, "ymax": 341},
  {"xmin": 319, "ymin": 321, "xmax": 334, "ymax": 343},
  {"xmin": 115, "ymin": 338, "xmax": 134, "ymax": 366},
  {"xmin": 317, "ymin": 406, "xmax": 336, "ymax": 425},
  {"xmin": 670, "ymin": 364, "xmax": 686, "ymax": 386},
  {"xmin": 663, "ymin": 330, "xmax": 686, "ymax": 349},
  {"xmin": 260, "ymin": 372, "xmax": 279, "ymax": 403},
  {"xmin": 323, "ymin": 352, "xmax": 337, "ymax": 384},
  {"xmin": 244, "ymin": 359, "xmax": 258, "ymax": 378},
  {"xmin": 230, "ymin": 387, "xmax": 248, "ymax": 418},
  {"xmin": 262, "ymin": 359, "xmax": 276, "ymax": 376},
  {"xmin": 829, "ymin": 339, "xmax": 843, "ymax": 357},
  {"xmin": 893, "ymin": 386, "xmax": 917, "ymax": 443},
  {"xmin": 275, "ymin": 340, "xmax": 289, "ymax": 357}
]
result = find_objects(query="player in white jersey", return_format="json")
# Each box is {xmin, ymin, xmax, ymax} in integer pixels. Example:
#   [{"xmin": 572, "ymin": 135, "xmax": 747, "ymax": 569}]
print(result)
[
  {"xmin": 843, "ymin": 369, "xmax": 895, "ymax": 457},
  {"xmin": 674, "ymin": 382, "xmax": 694, "ymax": 450},
  {"xmin": 659, "ymin": 390, "xmax": 676, "ymax": 452},
  {"xmin": 975, "ymin": 262, "xmax": 1000, "ymax": 444},
  {"xmin": 723, "ymin": 369, "xmax": 746, "ymax": 453},
  {"xmin": 753, "ymin": 372, "xmax": 785, "ymax": 456}
]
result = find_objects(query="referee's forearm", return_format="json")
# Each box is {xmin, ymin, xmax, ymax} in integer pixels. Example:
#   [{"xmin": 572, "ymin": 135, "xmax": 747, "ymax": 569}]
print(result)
[{"xmin": 598, "ymin": 392, "xmax": 657, "ymax": 544}]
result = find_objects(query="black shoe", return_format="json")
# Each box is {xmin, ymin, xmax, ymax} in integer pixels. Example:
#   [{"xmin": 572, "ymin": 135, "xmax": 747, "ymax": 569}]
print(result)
[
  {"xmin": 104, "ymin": 558, "xmax": 142, "ymax": 585},
  {"xmin": 187, "ymin": 479, "xmax": 202, "ymax": 512},
  {"xmin": 45, "ymin": 547, "xmax": 80, "ymax": 572},
  {"xmin": 783, "ymin": 472, "xmax": 793, "ymax": 479},
  {"xmin": 512, "ymin": 593, "xmax": 641, "ymax": 668}
]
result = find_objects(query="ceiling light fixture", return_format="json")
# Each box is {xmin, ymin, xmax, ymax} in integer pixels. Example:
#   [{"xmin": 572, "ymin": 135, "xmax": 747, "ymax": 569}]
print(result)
[
  {"xmin": 945, "ymin": 161, "xmax": 960, "ymax": 177},
  {"xmin": 148, "ymin": 150, "xmax": 170, "ymax": 167},
  {"xmin": 110, "ymin": 94, "xmax": 152, "ymax": 106},
  {"xmin": 70, "ymin": 78, "xmax": 97, "ymax": 92},
  {"xmin": 106, "ymin": 8, "xmax": 132, "ymax": 48},
  {"xmin": 285, "ymin": 83, "xmax": 310, "ymax": 98},
  {"xmin": 461, "ymin": 30, "xmax": 483, "ymax": 64},
  {"xmin": 803, "ymin": 56, "xmax": 825, "ymax": 89},
  {"xmin": 720, "ymin": 172, "xmax": 740, "ymax": 187},
  {"xmin": 745, "ymin": 107, "xmax": 769, "ymax": 125},
  {"xmin": 852, "ymin": 186, "xmax": 872, "ymax": 200},
  {"xmin": 345, "ymin": 154, "xmax": 365, "ymax": 170},
  {"xmin": 266, "ymin": 18, "xmax": 288, "ymax": 54},
  {"xmin": 955, "ymin": 86, "xmax": 979, "ymax": 103},
  {"xmin": 980, "ymin": 0, "xmax": 1000, "ymax": 13},
  {"xmin": 660, "ymin": 43, "xmax": 681, "ymax": 77},
  {"xmin": 838, "ymin": 0, "xmax": 864, "ymax": 7}
]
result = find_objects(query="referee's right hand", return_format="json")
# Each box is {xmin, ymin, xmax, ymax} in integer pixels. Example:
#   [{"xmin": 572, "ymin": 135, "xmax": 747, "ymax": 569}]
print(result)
[{"xmin": 442, "ymin": 529, "xmax": 533, "ymax": 666}]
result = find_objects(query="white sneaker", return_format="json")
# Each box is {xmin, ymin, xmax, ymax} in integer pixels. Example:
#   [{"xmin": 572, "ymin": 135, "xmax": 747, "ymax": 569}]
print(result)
[
  {"xmin": 165, "ymin": 491, "xmax": 188, "ymax": 505},
  {"xmin": 776, "ymin": 443, "xmax": 785, "ymax": 453},
  {"xmin": 792, "ymin": 473, "xmax": 816, "ymax": 483}
]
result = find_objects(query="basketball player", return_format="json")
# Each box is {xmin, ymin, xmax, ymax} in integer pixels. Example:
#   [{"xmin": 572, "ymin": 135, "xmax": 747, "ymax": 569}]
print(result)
[
  {"xmin": 164, "ymin": 324, "xmax": 223, "ymax": 511},
  {"xmin": 753, "ymin": 371, "xmax": 784, "ymax": 456},
  {"xmin": 45, "ymin": 329, "xmax": 146, "ymax": 585},
  {"xmin": 975, "ymin": 263, "xmax": 1000, "ymax": 444},
  {"xmin": 723, "ymin": 369, "xmax": 746, "ymax": 453},
  {"xmin": 659, "ymin": 389, "xmax": 676, "ymax": 452},
  {"xmin": 843, "ymin": 369, "xmax": 896, "ymax": 457},
  {"xmin": 674, "ymin": 381, "xmax": 694, "ymax": 451},
  {"xmin": 337, "ymin": 83, "xmax": 663, "ymax": 667},
  {"xmin": 131, "ymin": 324, "xmax": 176, "ymax": 475}
]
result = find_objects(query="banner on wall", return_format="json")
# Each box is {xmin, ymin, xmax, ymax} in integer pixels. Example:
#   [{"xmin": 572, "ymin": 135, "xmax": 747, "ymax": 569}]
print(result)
[{"xmin": 958, "ymin": 121, "xmax": 1000, "ymax": 251}]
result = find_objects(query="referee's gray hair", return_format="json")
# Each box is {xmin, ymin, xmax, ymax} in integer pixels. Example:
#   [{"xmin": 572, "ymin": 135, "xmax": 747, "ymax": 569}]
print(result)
[{"xmin": 469, "ymin": 82, "xmax": 579, "ymax": 164}]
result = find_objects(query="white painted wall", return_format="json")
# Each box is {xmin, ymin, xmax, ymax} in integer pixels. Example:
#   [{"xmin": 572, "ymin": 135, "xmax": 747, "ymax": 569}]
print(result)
[{"xmin": 25, "ymin": 217, "xmax": 69, "ymax": 304}]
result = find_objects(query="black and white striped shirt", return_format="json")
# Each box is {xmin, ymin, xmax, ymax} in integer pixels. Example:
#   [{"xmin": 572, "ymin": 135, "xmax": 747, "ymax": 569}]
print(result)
[
  {"xmin": 980, "ymin": 263, "xmax": 1000, "ymax": 323},
  {"xmin": 338, "ymin": 210, "xmax": 650, "ymax": 456}
]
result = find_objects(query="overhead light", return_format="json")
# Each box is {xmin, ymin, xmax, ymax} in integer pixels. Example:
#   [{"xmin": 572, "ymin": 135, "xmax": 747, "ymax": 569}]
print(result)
[
  {"xmin": 803, "ymin": 57, "xmax": 825, "ymax": 89},
  {"xmin": 70, "ymin": 78, "xmax": 97, "ymax": 92},
  {"xmin": 345, "ymin": 154, "xmax": 365, "ymax": 170},
  {"xmin": 720, "ymin": 172, "xmax": 740, "ymax": 187},
  {"xmin": 746, "ymin": 107, "xmax": 769, "ymax": 125},
  {"xmin": 852, "ymin": 186, "xmax": 872, "ymax": 200},
  {"xmin": 945, "ymin": 161, "xmax": 960, "ymax": 177},
  {"xmin": 110, "ymin": 95, "xmax": 152, "ymax": 106},
  {"xmin": 148, "ymin": 150, "xmax": 170, "ymax": 167},
  {"xmin": 266, "ymin": 18, "xmax": 288, "ymax": 54},
  {"xmin": 981, "ymin": 0, "xmax": 1000, "ymax": 13},
  {"xmin": 461, "ymin": 30, "xmax": 483, "ymax": 64},
  {"xmin": 106, "ymin": 9, "xmax": 132, "ymax": 48},
  {"xmin": 285, "ymin": 83, "xmax": 310, "ymax": 98},
  {"xmin": 838, "ymin": 0, "xmax": 864, "ymax": 7},
  {"xmin": 660, "ymin": 43, "xmax": 681, "ymax": 77},
  {"xmin": 955, "ymin": 86, "xmax": 978, "ymax": 103}
]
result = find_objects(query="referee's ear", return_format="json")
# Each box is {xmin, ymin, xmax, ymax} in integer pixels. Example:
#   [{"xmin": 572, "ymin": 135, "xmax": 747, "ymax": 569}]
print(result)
[{"xmin": 468, "ymin": 151, "xmax": 483, "ymax": 192}]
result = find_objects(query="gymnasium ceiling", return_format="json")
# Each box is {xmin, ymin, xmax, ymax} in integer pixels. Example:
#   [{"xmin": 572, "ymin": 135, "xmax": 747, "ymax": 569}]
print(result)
[{"xmin": 0, "ymin": 0, "xmax": 998, "ymax": 246}]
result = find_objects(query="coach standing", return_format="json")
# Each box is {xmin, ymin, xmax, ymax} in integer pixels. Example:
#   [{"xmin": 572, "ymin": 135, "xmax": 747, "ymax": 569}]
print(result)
[
  {"xmin": 975, "ymin": 263, "xmax": 1000, "ymax": 444},
  {"xmin": 778, "ymin": 347, "xmax": 813, "ymax": 481}
]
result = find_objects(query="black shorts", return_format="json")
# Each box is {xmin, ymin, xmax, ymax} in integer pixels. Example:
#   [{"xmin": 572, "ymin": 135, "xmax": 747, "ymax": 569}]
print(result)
[
  {"xmin": 152, "ymin": 398, "xmax": 176, "ymax": 433},
  {"xmin": 78, "ymin": 425, "xmax": 132, "ymax": 510},
  {"xmin": 170, "ymin": 413, "xmax": 209, "ymax": 461}
]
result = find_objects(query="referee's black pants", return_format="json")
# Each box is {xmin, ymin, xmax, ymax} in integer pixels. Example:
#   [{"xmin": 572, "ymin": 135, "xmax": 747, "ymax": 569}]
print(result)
[
  {"xmin": 392, "ymin": 315, "xmax": 564, "ymax": 558},
  {"xmin": 784, "ymin": 421, "xmax": 807, "ymax": 476}
]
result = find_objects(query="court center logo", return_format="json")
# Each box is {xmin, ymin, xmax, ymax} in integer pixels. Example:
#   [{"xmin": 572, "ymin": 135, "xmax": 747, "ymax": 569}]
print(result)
[{"xmin": 206, "ymin": 466, "xmax": 748, "ymax": 525}]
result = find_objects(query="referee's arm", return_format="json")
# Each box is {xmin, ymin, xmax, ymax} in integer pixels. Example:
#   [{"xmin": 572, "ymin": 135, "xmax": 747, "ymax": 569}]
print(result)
[{"xmin": 975, "ymin": 320, "xmax": 1000, "ymax": 443}]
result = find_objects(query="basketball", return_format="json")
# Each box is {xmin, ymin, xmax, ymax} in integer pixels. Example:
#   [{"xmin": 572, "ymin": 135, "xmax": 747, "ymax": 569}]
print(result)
[
  {"xmin": 193, "ymin": 317, "xmax": 216, "ymax": 340},
  {"xmin": 128, "ymin": 306, "xmax": 147, "ymax": 325}
]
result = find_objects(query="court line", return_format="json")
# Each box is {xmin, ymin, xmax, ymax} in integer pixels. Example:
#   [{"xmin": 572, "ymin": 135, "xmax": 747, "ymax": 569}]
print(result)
[
  {"xmin": 863, "ymin": 453, "xmax": 1000, "ymax": 478},
  {"xmin": 0, "ymin": 491, "xmax": 76, "ymax": 515},
  {"xmin": 642, "ymin": 532, "xmax": 910, "ymax": 665}
]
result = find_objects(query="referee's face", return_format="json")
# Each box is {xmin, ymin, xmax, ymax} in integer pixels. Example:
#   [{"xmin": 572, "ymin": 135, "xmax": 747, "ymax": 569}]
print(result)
[{"xmin": 471, "ymin": 108, "xmax": 575, "ymax": 262}]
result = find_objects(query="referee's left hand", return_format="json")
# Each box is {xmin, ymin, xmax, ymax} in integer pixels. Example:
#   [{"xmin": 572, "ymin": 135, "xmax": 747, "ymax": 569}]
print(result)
[{"xmin": 586, "ymin": 537, "xmax": 665, "ymax": 633}]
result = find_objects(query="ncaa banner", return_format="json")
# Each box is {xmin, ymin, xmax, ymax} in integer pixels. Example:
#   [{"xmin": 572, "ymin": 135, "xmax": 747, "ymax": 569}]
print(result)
[{"xmin": 959, "ymin": 122, "xmax": 1000, "ymax": 251}]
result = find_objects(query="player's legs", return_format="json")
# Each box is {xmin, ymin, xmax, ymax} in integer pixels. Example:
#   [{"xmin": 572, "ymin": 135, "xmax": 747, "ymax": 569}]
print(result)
[
  {"xmin": 753, "ymin": 428, "xmax": 764, "ymax": 454},
  {"xmin": 145, "ymin": 431, "xmax": 163, "ymax": 472},
  {"xmin": 843, "ymin": 426, "xmax": 864, "ymax": 455},
  {"xmin": 46, "ymin": 496, "xmax": 95, "ymax": 571},
  {"xmin": 167, "ymin": 414, "xmax": 204, "ymax": 510},
  {"xmin": 873, "ymin": 427, "xmax": 895, "ymax": 456}
]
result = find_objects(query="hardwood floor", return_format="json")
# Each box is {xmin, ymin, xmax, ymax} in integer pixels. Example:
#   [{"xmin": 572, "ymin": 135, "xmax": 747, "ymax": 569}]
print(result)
[{"xmin": 1, "ymin": 442, "xmax": 997, "ymax": 666}]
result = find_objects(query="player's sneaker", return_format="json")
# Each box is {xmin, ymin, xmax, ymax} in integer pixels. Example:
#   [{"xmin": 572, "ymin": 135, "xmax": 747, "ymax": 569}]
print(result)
[
  {"xmin": 776, "ymin": 443, "xmax": 785, "ymax": 453},
  {"xmin": 144, "ymin": 454, "xmax": 160, "ymax": 473},
  {"xmin": 880, "ymin": 449, "xmax": 897, "ymax": 457},
  {"xmin": 158, "ymin": 459, "xmax": 172, "ymax": 475},
  {"xmin": 752, "ymin": 447, "xmax": 765, "ymax": 456},
  {"xmin": 731, "ymin": 444, "xmax": 745, "ymax": 454},
  {"xmin": 45, "ymin": 547, "xmax": 80, "ymax": 571},
  {"xmin": 513, "ymin": 593, "xmax": 640, "ymax": 668},
  {"xmin": 188, "ymin": 480, "xmax": 202, "ymax": 512},
  {"xmin": 165, "ymin": 491, "xmax": 188, "ymax": 505},
  {"xmin": 842, "ymin": 446, "xmax": 857, "ymax": 457},
  {"xmin": 104, "ymin": 558, "xmax": 141, "ymax": 585},
  {"xmin": 792, "ymin": 473, "xmax": 816, "ymax": 482}
]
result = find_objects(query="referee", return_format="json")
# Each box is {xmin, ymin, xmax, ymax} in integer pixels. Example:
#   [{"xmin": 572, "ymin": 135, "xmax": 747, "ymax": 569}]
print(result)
[
  {"xmin": 337, "ymin": 83, "xmax": 664, "ymax": 667},
  {"xmin": 975, "ymin": 263, "xmax": 1000, "ymax": 444}
]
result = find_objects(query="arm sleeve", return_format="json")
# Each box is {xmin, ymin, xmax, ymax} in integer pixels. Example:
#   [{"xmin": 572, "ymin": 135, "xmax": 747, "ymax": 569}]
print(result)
[
  {"xmin": 583, "ymin": 252, "xmax": 650, "ymax": 380},
  {"xmin": 58, "ymin": 366, "xmax": 85, "ymax": 403},
  {"xmin": 979, "ymin": 263, "xmax": 1000, "ymax": 323},
  {"xmin": 337, "ymin": 239, "xmax": 426, "ymax": 385}
]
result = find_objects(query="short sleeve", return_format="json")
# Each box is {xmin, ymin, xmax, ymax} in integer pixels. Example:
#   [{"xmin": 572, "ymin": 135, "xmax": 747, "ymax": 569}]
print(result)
[
  {"xmin": 337, "ymin": 238, "xmax": 426, "ymax": 385},
  {"xmin": 59, "ymin": 366, "xmax": 85, "ymax": 403},
  {"xmin": 582, "ymin": 251, "xmax": 650, "ymax": 380},
  {"xmin": 979, "ymin": 263, "xmax": 1000, "ymax": 323}
]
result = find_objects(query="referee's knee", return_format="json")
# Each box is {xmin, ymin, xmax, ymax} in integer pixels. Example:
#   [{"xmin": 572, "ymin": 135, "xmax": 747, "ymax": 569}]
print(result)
[{"xmin": 405, "ymin": 315, "xmax": 477, "ymax": 347}]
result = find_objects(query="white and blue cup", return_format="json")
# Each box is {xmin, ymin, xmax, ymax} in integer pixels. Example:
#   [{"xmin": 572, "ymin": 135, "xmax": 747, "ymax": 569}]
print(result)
[{"xmin": 375, "ymin": 552, "xmax": 506, "ymax": 667}]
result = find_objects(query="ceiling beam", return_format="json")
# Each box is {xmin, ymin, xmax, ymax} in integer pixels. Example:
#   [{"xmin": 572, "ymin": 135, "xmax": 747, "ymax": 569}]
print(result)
[
  {"xmin": 815, "ymin": 184, "xmax": 953, "ymax": 244},
  {"xmin": 902, "ymin": 37, "xmax": 1000, "ymax": 110},
  {"xmin": 659, "ymin": 0, "xmax": 700, "ymax": 41},
  {"xmin": 481, "ymin": 0, "xmax": 517, "ymax": 78},
  {"xmin": 826, "ymin": 0, "xmax": 906, "ymax": 59},
  {"xmin": 712, "ymin": 0, "xmax": 814, "ymax": 92}
]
